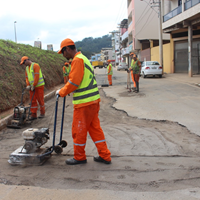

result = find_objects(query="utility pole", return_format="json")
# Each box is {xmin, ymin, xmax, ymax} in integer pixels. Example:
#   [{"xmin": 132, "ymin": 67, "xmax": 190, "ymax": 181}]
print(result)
[
  {"xmin": 14, "ymin": 21, "xmax": 17, "ymax": 43},
  {"xmin": 158, "ymin": 0, "xmax": 163, "ymax": 73}
]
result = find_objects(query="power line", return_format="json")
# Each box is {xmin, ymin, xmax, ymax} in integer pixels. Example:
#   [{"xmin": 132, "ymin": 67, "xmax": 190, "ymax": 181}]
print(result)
[{"xmin": 112, "ymin": 0, "xmax": 126, "ymax": 30}]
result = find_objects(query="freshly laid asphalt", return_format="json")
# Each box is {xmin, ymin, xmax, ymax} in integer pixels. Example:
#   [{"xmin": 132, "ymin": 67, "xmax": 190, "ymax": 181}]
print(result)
[{"xmin": 0, "ymin": 69, "xmax": 200, "ymax": 200}]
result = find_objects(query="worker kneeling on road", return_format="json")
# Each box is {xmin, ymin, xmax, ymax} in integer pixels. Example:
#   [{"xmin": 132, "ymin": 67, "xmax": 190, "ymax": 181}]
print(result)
[
  {"xmin": 107, "ymin": 60, "xmax": 113, "ymax": 86},
  {"xmin": 56, "ymin": 38, "xmax": 111, "ymax": 165},
  {"xmin": 129, "ymin": 53, "xmax": 141, "ymax": 93},
  {"xmin": 20, "ymin": 56, "xmax": 45, "ymax": 120},
  {"xmin": 63, "ymin": 62, "xmax": 71, "ymax": 84}
]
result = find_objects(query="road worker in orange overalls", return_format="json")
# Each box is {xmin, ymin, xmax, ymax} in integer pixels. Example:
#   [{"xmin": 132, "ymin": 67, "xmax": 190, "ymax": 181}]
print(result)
[
  {"xmin": 56, "ymin": 38, "xmax": 111, "ymax": 165},
  {"xmin": 129, "ymin": 52, "xmax": 136, "ymax": 91},
  {"xmin": 129, "ymin": 54, "xmax": 141, "ymax": 93},
  {"xmin": 20, "ymin": 56, "xmax": 45, "ymax": 119},
  {"xmin": 63, "ymin": 62, "xmax": 71, "ymax": 84},
  {"xmin": 107, "ymin": 60, "xmax": 113, "ymax": 86}
]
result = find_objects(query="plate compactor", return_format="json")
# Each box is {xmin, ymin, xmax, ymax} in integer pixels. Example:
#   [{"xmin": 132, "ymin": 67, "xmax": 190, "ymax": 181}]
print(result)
[
  {"xmin": 8, "ymin": 95, "xmax": 67, "ymax": 165},
  {"xmin": 7, "ymin": 88, "xmax": 35, "ymax": 129}
]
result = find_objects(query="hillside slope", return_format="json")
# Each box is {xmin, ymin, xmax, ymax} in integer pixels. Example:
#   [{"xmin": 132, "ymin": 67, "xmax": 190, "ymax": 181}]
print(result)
[{"xmin": 0, "ymin": 40, "xmax": 66, "ymax": 113}]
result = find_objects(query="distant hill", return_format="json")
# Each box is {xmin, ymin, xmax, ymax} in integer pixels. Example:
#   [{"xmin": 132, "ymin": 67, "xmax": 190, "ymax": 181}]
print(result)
[{"xmin": 75, "ymin": 35, "xmax": 112, "ymax": 59}]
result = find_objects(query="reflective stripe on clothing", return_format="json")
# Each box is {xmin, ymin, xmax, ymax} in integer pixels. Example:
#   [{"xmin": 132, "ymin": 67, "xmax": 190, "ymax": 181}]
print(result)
[
  {"xmin": 94, "ymin": 139, "xmax": 106, "ymax": 144},
  {"xmin": 73, "ymin": 143, "xmax": 86, "ymax": 146},
  {"xmin": 69, "ymin": 80, "xmax": 79, "ymax": 87}
]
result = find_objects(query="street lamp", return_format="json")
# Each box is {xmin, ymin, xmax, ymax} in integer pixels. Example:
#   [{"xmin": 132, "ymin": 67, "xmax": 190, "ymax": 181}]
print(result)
[{"xmin": 14, "ymin": 21, "xmax": 17, "ymax": 43}]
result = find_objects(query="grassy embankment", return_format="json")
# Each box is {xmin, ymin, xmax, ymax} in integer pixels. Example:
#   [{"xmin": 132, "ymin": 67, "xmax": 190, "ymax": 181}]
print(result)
[{"xmin": 0, "ymin": 39, "xmax": 66, "ymax": 114}]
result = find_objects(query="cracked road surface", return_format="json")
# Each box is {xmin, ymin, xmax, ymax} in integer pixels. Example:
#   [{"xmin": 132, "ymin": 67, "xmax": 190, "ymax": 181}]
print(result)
[{"xmin": 1, "ymin": 87, "xmax": 200, "ymax": 193}]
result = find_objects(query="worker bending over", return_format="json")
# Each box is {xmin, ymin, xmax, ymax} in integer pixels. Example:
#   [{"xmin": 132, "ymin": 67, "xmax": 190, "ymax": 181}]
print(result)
[
  {"xmin": 107, "ymin": 60, "xmax": 113, "ymax": 86},
  {"xmin": 20, "ymin": 56, "xmax": 45, "ymax": 119},
  {"xmin": 129, "ymin": 54, "xmax": 141, "ymax": 93},
  {"xmin": 63, "ymin": 62, "xmax": 71, "ymax": 84},
  {"xmin": 56, "ymin": 38, "xmax": 111, "ymax": 165}
]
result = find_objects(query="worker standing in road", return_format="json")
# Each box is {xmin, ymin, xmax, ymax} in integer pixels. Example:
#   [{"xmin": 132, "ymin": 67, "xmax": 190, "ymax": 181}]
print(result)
[
  {"xmin": 63, "ymin": 62, "xmax": 71, "ymax": 84},
  {"xmin": 20, "ymin": 56, "xmax": 45, "ymax": 119},
  {"xmin": 129, "ymin": 54, "xmax": 141, "ymax": 93},
  {"xmin": 129, "ymin": 53, "xmax": 136, "ymax": 91},
  {"xmin": 107, "ymin": 60, "xmax": 113, "ymax": 86},
  {"xmin": 56, "ymin": 38, "xmax": 111, "ymax": 165}
]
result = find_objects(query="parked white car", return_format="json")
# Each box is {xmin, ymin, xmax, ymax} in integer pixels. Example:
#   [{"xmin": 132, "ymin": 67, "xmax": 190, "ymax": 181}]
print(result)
[
  {"xmin": 141, "ymin": 61, "xmax": 163, "ymax": 78},
  {"xmin": 117, "ymin": 62, "xmax": 128, "ymax": 71}
]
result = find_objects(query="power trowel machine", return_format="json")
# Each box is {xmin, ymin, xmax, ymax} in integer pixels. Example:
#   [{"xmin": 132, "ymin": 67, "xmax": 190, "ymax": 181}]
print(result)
[{"xmin": 8, "ymin": 95, "xmax": 68, "ymax": 165}]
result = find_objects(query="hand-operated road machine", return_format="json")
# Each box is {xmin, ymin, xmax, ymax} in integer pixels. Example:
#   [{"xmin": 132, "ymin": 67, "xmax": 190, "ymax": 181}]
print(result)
[
  {"xmin": 7, "ymin": 88, "xmax": 35, "ymax": 129},
  {"xmin": 8, "ymin": 95, "xmax": 67, "ymax": 165}
]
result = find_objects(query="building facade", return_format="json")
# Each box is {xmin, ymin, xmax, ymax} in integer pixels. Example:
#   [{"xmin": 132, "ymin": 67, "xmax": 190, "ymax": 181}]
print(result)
[{"xmin": 162, "ymin": 0, "xmax": 200, "ymax": 76}]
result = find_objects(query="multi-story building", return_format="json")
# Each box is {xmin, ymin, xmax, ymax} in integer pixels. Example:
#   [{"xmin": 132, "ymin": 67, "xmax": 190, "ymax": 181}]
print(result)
[
  {"xmin": 162, "ymin": 0, "xmax": 200, "ymax": 76},
  {"xmin": 127, "ymin": 0, "xmax": 170, "ymax": 62},
  {"xmin": 110, "ymin": 30, "xmax": 120, "ymax": 64},
  {"xmin": 100, "ymin": 48, "xmax": 114, "ymax": 62}
]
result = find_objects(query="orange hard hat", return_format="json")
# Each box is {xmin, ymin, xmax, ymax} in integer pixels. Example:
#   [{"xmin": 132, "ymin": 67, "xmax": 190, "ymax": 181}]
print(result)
[
  {"xmin": 58, "ymin": 38, "xmax": 75, "ymax": 54},
  {"xmin": 65, "ymin": 62, "xmax": 69, "ymax": 66},
  {"xmin": 20, "ymin": 56, "xmax": 29, "ymax": 65},
  {"xmin": 107, "ymin": 60, "xmax": 111, "ymax": 62}
]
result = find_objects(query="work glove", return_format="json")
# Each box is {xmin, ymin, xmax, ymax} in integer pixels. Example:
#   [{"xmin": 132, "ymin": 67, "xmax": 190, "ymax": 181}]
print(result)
[
  {"xmin": 31, "ymin": 85, "xmax": 35, "ymax": 91},
  {"xmin": 56, "ymin": 89, "xmax": 60, "ymax": 97},
  {"xmin": 26, "ymin": 85, "xmax": 31, "ymax": 90}
]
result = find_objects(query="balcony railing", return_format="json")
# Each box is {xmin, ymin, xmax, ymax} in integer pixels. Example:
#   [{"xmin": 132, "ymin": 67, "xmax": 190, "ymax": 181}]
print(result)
[
  {"xmin": 185, "ymin": 0, "xmax": 200, "ymax": 10},
  {"xmin": 163, "ymin": 5, "xmax": 182, "ymax": 22}
]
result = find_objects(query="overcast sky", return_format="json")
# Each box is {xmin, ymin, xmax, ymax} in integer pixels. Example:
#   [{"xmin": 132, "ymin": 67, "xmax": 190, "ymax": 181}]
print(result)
[{"xmin": 0, "ymin": 0, "xmax": 127, "ymax": 51}]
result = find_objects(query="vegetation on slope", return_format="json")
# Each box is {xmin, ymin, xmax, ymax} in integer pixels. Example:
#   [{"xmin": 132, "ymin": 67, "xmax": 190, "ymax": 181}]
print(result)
[{"xmin": 0, "ymin": 39, "xmax": 66, "ymax": 113}]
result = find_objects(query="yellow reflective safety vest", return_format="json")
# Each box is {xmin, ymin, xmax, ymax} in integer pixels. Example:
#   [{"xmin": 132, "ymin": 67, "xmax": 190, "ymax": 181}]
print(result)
[
  {"xmin": 72, "ymin": 53, "xmax": 100, "ymax": 105},
  {"xmin": 131, "ymin": 59, "xmax": 140, "ymax": 74},
  {"xmin": 63, "ymin": 66, "xmax": 71, "ymax": 77},
  {"xmin": 26, "ymin": 62, "xmax": 45, "ymax": 87},
  {"xmin": 107, "ymin": 64, "xmax": 113, "ymax": 75}
]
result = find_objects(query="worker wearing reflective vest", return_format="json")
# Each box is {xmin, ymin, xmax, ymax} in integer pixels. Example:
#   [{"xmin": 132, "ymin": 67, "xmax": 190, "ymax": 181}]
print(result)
[
  {"xmin": 20, "ymin": 56, "xmax": 45, "ymax": 119},
  {"xmin": 63, "ymin": 62, "xmax": 71, "ymax": 84},
  {"xmin": 129, "ymin": 52, "xmax": 136, "ymax": 90},
  {"xmin": 107, "ymin": 60, "xmax": 113, "ymax": 86},
  {"xmin": 56, "ymin": 38, "xmax": 111, "ymax": 165},
  {"xmin": 129, "ymin": 53, "xmax": 141, "ymax": 93}
]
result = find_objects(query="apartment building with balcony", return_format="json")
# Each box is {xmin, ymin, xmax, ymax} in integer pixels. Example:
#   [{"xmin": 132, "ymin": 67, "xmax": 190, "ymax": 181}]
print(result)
[
  {"xmin": 162, "ymin": 0, "xmax": 200, "ymax": 75},
  {"xmin": 127, "ymin": 0, "xmax": 170, "ymax": 62}
]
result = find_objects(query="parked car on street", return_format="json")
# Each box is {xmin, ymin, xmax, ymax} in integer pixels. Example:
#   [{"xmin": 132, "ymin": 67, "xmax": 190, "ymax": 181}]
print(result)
[
  {"xmin": 141, "ymin": 61, "xmax": 163, "ymax": 78},
  {"xmin": 117, "ymin": 62, "xmax": 128, "ymax": 71}
]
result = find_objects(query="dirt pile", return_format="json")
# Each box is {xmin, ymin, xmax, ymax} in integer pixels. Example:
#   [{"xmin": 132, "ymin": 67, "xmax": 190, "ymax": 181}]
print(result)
[{"xmin": 0, "ymin": 39, "xmax": 66, "ymax": 113}]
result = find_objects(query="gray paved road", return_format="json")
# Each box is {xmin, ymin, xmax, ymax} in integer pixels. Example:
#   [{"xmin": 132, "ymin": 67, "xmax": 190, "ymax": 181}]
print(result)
[{"xmin": 95, "ymin": 67, "xmax": 200, "ymax": 136}]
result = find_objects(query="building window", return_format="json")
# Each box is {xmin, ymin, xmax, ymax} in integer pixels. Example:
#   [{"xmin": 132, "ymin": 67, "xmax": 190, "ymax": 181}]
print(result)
[{"xmin": 178, "ymin": 0, "xmax": 182, "ymax": 6}]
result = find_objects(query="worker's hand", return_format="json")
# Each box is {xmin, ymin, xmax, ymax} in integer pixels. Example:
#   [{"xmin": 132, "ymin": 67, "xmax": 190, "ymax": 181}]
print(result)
[
  {"xmin": 56, "ymin": 89, "xmax": 60, "ymax": 96},
  {"xmin": 31, "ymin": 86, "xmax": 35, "ymax": 91},
  {"xmin": 26, "ymin": 86, "xmax": 31, "ymax": 90}
]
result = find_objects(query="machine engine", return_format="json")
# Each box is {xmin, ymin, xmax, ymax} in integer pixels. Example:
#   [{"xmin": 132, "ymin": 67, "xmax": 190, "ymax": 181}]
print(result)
[{"xmin": 22, "ymin": 128, "xmax": 50, "ymax": 153}]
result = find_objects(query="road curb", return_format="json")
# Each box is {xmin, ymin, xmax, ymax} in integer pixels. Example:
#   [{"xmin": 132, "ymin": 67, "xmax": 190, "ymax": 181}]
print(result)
[{"xmin": 0, "ymin": 90, "xmax": 56, "ymax": 131}]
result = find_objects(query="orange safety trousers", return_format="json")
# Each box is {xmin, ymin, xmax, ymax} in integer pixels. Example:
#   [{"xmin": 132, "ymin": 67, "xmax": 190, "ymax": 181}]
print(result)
[
  {"xmin": 72, "ymin": 102, "xmax": 111, "ymax": 161},
  {"xmin": 108, "ymin": 75, "xmax": 112, "ymax": 85},
  {"xmin": 131, "ymin": 71, "xmax": 136, "ymax": 87},
  {"xmin": 29, "ymin": 85, "xmax": 45, "ymax": 117},
  {"xmin": 132, "ymin": 73, "xmax": 140, "ymax": 84}
]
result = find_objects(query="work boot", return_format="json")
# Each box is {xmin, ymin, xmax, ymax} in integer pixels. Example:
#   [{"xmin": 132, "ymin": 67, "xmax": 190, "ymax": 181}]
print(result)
[
  {"xmin": 30, "ymin": 114, "xmax": 37, "ymax": 120},
  {"xmin": 65, "ymin": 158, "xmax": 87, "ymax": 165},
  {"xmin": 135, "ymin": 82, "xmax": 139, "ymax": 93},
  {"xmin": 94, "ymin": 156, "xmax": 111, "ymax": 164},
  {"xmin": 38, "ymin": 114, "xmax": 45, "ymax": 118},
  {"xmin": 132, "ymin": 87, "xmax": 136, "ymax": 91}
]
